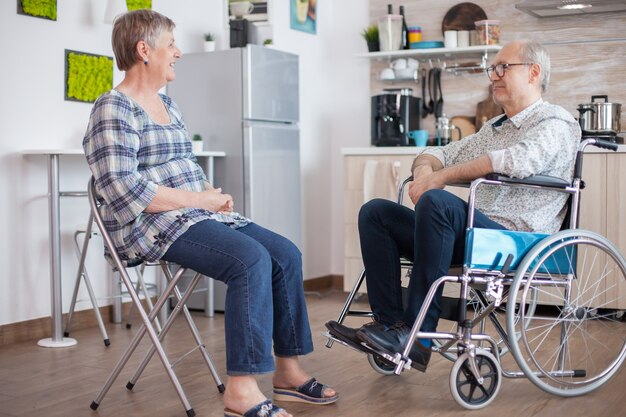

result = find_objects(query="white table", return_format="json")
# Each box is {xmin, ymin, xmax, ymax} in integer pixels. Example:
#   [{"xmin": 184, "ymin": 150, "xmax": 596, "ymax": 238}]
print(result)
[{"xmin": 21, "ymin": 149, "xmax": 225, "ymax": 348}]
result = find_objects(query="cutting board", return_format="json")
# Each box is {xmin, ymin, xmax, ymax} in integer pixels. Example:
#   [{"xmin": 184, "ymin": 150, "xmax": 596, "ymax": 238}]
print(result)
[
  {"xmin": 475, "ymin": 87, "xmax": 503, "ymax": 131},
  {"xmin": 441, "ymin": 2, "xmax": 488, "ymax": 34}
]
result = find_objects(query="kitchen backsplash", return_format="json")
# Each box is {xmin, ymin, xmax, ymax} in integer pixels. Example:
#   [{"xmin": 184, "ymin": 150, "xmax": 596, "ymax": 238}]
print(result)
[{"xmin": 369, "ymin": 0, "xmax": 626, "ymax": 135}]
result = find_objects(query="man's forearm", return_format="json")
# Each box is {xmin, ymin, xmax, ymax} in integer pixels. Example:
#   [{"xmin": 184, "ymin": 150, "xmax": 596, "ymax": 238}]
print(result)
[
  {"xmin": 436, "ymin": 155, "xmax": 493, "ymax": 185},
  {"xmin": 411, "ymin": 154, "xmax": 444, "ymax": 176}
]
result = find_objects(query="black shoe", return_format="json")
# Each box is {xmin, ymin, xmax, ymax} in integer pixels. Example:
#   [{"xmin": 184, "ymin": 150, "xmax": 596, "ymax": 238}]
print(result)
[
  {"xmin": 325, "ymin": 320, "xmax": 385, "ymax": 354},
  {"xmin": 356, "ymin": 322, "xmax": 431, "ymax": 372}
]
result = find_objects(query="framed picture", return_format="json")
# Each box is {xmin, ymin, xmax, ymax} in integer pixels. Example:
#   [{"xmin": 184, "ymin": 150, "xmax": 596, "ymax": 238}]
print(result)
[
  {"xmin": 64, "ymin": 50, "xmax": 113, "ymax": 103},
  {"xmin": 17, "ymin": 0, "xmax": 57, "ymax": 21},
  {"xmin": 290, "ymin": 0, "xmax": 316, "ymax": 34}
]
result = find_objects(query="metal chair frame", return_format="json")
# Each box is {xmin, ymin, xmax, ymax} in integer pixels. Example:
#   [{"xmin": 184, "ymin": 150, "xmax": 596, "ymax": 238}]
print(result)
[{"xmin": 86, "ymin": 176, "xmax": 224, "ymax": 417}]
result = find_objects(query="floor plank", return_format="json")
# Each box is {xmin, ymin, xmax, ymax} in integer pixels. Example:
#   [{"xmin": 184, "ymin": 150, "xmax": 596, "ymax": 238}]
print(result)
[{"xmin": 0, "ymin": 291, "xmax": 625, "ymax": 417}]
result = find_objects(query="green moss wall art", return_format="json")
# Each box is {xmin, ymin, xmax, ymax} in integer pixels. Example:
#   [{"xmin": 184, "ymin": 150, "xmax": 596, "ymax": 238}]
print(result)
[
  {"xmin": 126, "ymin": 0, "xmax": 152, "ymax": 11},
  {"xmin": 17, "ymin": 0, "xmax": 57, "ymax": 21},
  {"xmin": 65, "ymin": 50, "xmax": 113, "ymax": 103}
]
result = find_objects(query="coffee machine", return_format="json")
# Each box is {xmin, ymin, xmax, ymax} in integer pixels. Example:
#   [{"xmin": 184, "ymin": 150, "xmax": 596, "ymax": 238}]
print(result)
[
  {"xmin": 230, "ymin": 19, "xmax": 248, "ymax": 47},
  {"xmin": 371, "ymin": 88, "xmax": 422, "ymax": 146}
]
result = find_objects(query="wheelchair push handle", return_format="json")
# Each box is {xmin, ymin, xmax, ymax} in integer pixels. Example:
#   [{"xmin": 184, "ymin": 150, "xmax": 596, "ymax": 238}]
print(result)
[
  {"xmin": 575, "ymin": 138, "xmax": 618, "ymax": 179},
  {"xmin": 590, "ymin": 138, "xmax": 618, "ymax": 151}
]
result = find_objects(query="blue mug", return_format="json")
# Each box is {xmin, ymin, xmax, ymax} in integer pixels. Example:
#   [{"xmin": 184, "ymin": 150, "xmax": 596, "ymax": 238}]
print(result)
[{"xmin": 408, "ymin": 130, "xmax": 429, "ymax": 147}]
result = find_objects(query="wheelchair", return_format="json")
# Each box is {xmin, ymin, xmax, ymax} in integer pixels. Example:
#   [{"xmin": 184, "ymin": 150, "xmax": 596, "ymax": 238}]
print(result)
[{"xmin": 326, "ymin": 138, "xmax": 626, "ymax": 410}]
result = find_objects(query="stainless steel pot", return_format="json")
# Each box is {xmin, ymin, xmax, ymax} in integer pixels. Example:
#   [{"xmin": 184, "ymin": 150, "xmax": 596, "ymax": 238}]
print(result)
[{"xmin": 577, "ymin": 95, "xmax": 622, "ymax": 134}]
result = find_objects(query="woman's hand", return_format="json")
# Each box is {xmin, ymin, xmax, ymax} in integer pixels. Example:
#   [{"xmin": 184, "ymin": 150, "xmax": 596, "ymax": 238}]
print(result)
[{"xmin": 198, "ymin": 188, "xmax": 234, "ymax": 213}]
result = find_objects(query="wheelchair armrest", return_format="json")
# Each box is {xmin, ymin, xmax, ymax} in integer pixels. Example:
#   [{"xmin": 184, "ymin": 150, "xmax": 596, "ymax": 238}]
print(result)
[{"xmin": 484, "ymin": 173, "xmax": 570, "ymax": 189}]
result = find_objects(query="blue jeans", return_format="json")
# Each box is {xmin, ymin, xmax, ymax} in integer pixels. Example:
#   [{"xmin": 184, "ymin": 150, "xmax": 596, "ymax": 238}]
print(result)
[
  {"xmin": 162, "ymin": 220, "xmax": 313, "ymax": 376},
  {"xmin": 358, "ymin": 190, "xmax": 506, "ymax": 332}
]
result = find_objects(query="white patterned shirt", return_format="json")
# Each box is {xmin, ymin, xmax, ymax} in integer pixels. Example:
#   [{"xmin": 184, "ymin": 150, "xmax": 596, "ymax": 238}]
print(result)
[{"xmin": 420, "ymin": 99, "xmax": 581, "ymax": 233}]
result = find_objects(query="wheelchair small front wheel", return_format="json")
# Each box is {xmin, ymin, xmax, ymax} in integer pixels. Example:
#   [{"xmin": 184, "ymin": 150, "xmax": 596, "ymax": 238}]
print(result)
[
  {"xmin": 449, "ymin": 350, "xmax": 501, "ymax": 410},
  {"xmin": 367, "ymin": 353, "xmax": 396, "ymax": 376}
]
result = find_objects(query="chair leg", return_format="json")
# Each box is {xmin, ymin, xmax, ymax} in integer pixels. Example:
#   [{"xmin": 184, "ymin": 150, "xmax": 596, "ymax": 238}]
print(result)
[
  {"xmin": 126, "ymin": 266, "xmax": 224, "ymax": 393},
  {"xmin": 325, "ymin": 269, "xmax": 368, "ymax": 348},
  {"xmin": 91, "ymin": 265, "xmax": 196, "ymax": 416},
  {"xmin": 65, "ymin": 214, "xmax": 110, "ymax": 346},
  {"xmin": 124, "ymin": 265, "xmax": 163, "ymax": 332}
]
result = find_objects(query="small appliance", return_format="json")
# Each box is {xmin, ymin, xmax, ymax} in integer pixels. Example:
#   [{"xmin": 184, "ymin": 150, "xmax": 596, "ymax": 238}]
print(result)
[
  {"xmin": 230, "ymin": 19, "xmax": 248, "ymax": 47},
  {"xmin": 371, "ymin": 88, "xmax": 422, "ymax": 146}
]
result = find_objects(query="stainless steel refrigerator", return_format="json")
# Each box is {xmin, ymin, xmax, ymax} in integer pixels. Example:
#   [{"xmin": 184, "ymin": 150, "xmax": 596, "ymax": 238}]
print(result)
[{"xmin": 167, "ymin": 45, "xmax": 301, "ymax": 312}]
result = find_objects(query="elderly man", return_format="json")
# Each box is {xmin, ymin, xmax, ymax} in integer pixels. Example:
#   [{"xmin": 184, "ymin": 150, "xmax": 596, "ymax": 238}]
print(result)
[{"xmin": 326, "ymin": 40, "xmax": 581, "ymax": 371}]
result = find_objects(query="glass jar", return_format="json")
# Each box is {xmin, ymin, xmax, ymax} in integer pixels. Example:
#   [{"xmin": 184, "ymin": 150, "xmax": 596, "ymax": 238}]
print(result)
[
  {"xmin": 378, "ymin": 15, "xmax": 403, "ymax": 51},
  {"xmin": 474, "ymin": 20, "xmax": 500, "ymax": 45}
]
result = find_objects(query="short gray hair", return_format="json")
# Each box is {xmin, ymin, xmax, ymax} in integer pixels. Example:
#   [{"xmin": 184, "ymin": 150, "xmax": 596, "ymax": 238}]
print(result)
[
  {"xmin": 518, "ymin": 41, "xmax": 551, "ymax": 93},
  {"xmin": 112, "ymin": 9, "xmax": 176, "ymax": 71}
]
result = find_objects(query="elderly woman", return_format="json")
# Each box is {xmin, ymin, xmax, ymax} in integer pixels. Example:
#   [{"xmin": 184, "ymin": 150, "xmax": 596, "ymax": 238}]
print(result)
[{"xmin": 83, "ymin": 9, "xmax": 337, "ymax": 417}]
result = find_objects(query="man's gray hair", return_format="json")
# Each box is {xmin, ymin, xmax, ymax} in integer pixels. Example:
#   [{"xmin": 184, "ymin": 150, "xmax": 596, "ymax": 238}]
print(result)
[{"xmin": 519, "ymin": 41, "xmax": 551, "ymax": 93}]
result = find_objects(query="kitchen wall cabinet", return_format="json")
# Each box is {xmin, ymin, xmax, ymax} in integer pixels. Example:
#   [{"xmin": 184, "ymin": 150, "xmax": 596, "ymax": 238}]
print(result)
[{"xmin": 343, "ymin": 148, "xmax": 626, "ymax": 308}]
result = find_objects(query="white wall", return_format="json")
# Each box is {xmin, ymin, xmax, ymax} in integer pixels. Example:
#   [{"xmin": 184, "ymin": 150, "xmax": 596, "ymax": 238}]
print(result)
[{"xmin": 0, "ymin": 0, "xmax": 368, "ymax": 326}]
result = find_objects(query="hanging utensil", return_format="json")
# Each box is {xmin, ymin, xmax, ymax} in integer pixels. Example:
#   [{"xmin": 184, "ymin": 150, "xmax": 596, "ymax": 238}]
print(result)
[
  {"xmin": 433, "ymin": 68, "xmax": 444, "ymax": 119},
  {"xmin": 421, "ymin": 67, "xmax": 430, "ymax": 117}
]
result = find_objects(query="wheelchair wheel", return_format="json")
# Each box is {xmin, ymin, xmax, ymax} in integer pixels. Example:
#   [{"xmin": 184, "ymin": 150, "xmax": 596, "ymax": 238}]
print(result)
[
  {"xmin": 449, "ymin": 350, "xmax": 501, "ymax": 410},
  {"xmin": 434, "ymin": 289, "xmax": 482, "ymax": 362},
  {"xmin": 367, "ymin": 353, "xmax": 396, "ymax": 376},
  {"xmin": 507, "ymin": 229, "xmax": 626, "ymax": 397}
]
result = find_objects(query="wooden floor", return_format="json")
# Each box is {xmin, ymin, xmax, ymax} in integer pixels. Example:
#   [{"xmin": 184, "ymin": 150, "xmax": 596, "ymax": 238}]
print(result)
[{"xmin": 1, "ymin": 291, "xmax": 625, "ymax": 417}]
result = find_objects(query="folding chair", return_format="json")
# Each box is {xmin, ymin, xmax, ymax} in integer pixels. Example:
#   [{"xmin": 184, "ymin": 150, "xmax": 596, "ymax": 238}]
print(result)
[
  {"xmin": 86, "ymin": 176, "xmax": 224, "ymax": 417},
  {"xmin": 63, "ymin": 212, "xmax": 161, "ymax": 346}
]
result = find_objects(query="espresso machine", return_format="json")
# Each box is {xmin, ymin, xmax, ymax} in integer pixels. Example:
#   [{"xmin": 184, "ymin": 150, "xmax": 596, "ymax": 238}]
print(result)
[{"xmin": 371, "ymin": 88, "xmax": 422, "ymax": 146}]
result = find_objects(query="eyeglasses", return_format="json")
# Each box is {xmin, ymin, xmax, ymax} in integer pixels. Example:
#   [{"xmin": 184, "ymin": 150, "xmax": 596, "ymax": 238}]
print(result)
[{"xmin": 485, "ymin": 63, "xmax": 533, "ymax": 78}]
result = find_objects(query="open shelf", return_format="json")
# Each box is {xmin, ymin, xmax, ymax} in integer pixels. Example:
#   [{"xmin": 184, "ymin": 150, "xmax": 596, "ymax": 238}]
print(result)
[{"xmin": 356, "ymin": 45, "xmax": 502, "ymax": 61}]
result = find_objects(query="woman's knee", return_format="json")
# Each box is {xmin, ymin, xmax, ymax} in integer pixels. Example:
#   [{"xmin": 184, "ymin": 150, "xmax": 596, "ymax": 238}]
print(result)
[
  {"xmin": 224, "ymin": 239, "xmax": 272, "ymax": 283},
  {"xmin": 271, "ymin": 234, "xmax": 302, "ymax": 272}
]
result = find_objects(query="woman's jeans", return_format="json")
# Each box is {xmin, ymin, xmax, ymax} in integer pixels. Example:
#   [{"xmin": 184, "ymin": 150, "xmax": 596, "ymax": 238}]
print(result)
[
  {"xmin": 162, "ymin": 220, "xmax": 313, "ymax": 376},
  {"xmin": 358, "ymin": 190, "xmax": 506, "ymax": 332}
]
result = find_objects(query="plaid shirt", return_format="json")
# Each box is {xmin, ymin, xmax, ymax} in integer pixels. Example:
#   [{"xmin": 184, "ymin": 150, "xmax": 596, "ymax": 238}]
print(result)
[{"xmin": 83, "ymin": 90, "xmax": 250, "ymax": 263}]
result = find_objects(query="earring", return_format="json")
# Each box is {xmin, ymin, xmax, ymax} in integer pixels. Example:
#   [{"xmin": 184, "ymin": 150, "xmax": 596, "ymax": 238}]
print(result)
[{"xmin": 144, "ymin": 60, "xmax": 148, "ymax": 65}]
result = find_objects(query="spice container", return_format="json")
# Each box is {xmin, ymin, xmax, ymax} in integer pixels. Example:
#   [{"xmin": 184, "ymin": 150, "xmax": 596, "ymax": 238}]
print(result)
[
  {"xmin": 474, "ymin": 20, "xmax": 500, "ymax": 45},
  {"xmin": 408, "ymin": 26, "xmax": 422, "ymax": 43}
]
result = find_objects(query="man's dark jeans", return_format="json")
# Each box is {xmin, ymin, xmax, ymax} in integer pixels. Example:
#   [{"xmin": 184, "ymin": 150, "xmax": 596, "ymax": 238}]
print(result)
[{"xmin": 358, "ymin": 189, "xmax": 506, "ymax": 332}]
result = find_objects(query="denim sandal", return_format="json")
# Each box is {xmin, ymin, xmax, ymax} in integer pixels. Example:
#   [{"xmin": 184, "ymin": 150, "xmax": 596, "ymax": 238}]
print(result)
[
  {"xmin": 273, "ymin": 378, "xmax": 338, "ymax": 405},
  {"xmin": 224, "ymin": 399, "xmax": 285, "ymax": 417}
]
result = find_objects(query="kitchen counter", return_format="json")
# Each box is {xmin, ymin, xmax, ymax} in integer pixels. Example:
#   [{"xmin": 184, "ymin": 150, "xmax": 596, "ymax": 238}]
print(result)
[{"xmin": 342, "ymin": 144, "xmax": 626, "ymax": 155}]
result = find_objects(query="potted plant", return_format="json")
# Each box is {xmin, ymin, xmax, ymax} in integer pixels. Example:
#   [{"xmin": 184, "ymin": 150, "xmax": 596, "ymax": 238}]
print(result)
[
  {"xmin": 263, "ymin": 38, "xmax": 273, "ymax": 47},
  {"xmin": 361, "ymin": 25, "xmax": 379, "ymax": 52},
  {"xmin": 192, "ymin": 134, "xmax": 204, "ymax": 153},
  {"xmin": 203, "ymin": 33, "xmax": 216, "ymax": 52}
]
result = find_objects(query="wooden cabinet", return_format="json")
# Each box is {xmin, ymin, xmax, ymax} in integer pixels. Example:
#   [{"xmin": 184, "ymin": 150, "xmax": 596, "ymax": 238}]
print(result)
[
  {"xmin": 343, "ymin": 154, "xmax": 415, "ymax": 292},
  {"xmin": 343, "ymin": 151, "xmax": 468, "ymax": 292},
  {"xmin": 343, "ymin": 150, "xmax": 626, "ymax": 308}
]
